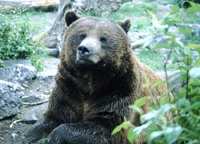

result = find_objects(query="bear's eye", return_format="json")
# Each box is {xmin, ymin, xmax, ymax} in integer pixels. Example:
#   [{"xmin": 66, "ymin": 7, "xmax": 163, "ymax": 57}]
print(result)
[
  {"xmin": 79, "ymin": 33, "xmax": 87, "ymax": 40},
  {"xmin": 100, "ymin": 36, "xmax": 107, "ymax": 43}
]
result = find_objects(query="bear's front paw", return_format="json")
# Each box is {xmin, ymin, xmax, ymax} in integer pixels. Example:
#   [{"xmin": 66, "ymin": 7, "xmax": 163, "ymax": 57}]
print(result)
[
  {"xmin": 48, "ymin": 124, "xmax": 67, "ymax": 144},
  {"xmin": 25, "ymin": 124, "xmax": 46, "ymax": 143}
]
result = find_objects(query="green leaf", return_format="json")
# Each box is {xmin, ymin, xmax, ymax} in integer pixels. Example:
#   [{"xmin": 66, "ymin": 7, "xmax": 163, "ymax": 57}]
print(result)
[
  {"xmin": 141, "ymin": 109, "xmax": 160, "ymax": 122},
  {"xmin": 112, "ymin": 121, "xmax": 131, "ymax": 135},
  {"xmin": 190, "ymin": 101, "xmax": 200, "ymax": 110},
  {"xmin": 134, "ymin": 96, "xmax": 148, "ymax": 108},
  {"xmin": 187, "ymin": 44, "xmax": 200, "ymax": 50},
  {"xmin": 187, "ymin": 2, "xmax": 200, "ymax": 14},
  {"xmin": 176, "ymin": 98, "xmax": 191, "ymax": 109},
  {"xmin": 148, "ymin": 11, "xmax": 162, "ymax": 28},
  {"xmin": 159, "ymin": 104, "xmax": 175, "ymax": 114},
  {"xmin": 127, "ymin": 129, "xmax": 137, "ymax": 143},
  {"xmin": 164, "ymin": 126, "xmax": 182, "ymax": 144},
  {"xmin": 141, "ymin": 104, "xmax": 175, "ymax": 122},
  {"xmin": 159, "ymin": 96, "xmax": 171, "ymax": 105},
  {"xmin": 129, "ymin": 105, "xmax": 143, "ymax": 114},
  {"xmin": 149, "ymin": 130, "xmax": 164, "ymax": 143},
  {"xmin": 149, "ymin": 125, "xmax": 182, "ymax": 144},
  {"xmin": 133, "ymin": 121, "xmax": 152, "ymax": 135}
]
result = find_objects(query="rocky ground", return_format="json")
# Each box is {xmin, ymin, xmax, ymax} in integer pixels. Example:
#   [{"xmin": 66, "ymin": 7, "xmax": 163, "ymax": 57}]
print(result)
[
  {"xmin": 0, "ymin": 1, "xmax": 60, "ymax": 143},
  {"xmin": 0, "ymin": 57, "xmax": 59, "ymax": 144},
  {"xmin": 0, "ymin": 57, "xmax": 199, "ymax": 144}
]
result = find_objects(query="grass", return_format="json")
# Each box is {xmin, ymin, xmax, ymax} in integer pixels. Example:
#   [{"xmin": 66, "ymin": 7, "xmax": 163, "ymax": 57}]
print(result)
[
  {"xmin": 137, "ymin": 49, "xmax": 163, "ymax": 70},
  {"xmin": 108, "ymin": 1, "xmax": 164, "ymax": 70},
  {"xmin": 0, "ymin": 8, "xmax": 52, "ymax": 34},
  {"xmin": 0, "ymin": 8, "xmax": 49, "ymax": 71},
  {"xmin": 109, "ymin": 1, "xmax": 157, "ymax": 32}
]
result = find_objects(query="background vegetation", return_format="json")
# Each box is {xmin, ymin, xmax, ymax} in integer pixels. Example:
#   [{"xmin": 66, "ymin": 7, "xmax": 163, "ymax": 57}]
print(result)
[
  {"xmin": 110, "ymin": 1, "xmax": 200, "ymax": 144},
  {"xmin": 0, "ymin": 8, "xmax": 47, "ymax": 70},
  {"xmin": 0, "ymin": 0, "xmax": 199, "ymax": 143}
]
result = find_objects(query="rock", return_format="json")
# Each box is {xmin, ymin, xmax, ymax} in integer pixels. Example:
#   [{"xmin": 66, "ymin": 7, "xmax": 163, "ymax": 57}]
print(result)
[
  {"xmin": 0, "ymin": 80, "xmax": 23, "ymax": 120},
  {"xmin": 168, "ymin": 71, "xmax": 182, "ymax": 95},
  {"xmin": 44, "ymin": 34, "xmax": 58, "ymax": 48},
  {"xmin": 156, "ymin": 70, "xmax": 181, "ymax": 95},
  {"xmin": 47, "ymin": 48, "xmax": 59, "ymax": 57},
  {"xmin": 11, "ymin": 64, "xmax": 37, "ymax": 83},
  {"xmin": 37, "ymin": 57, "xmax": 59, "ymax": 80},
  {"xmin": 37, "ymin": 70, "xmax": 57, "ymax": 81},
  {"xmin": 0, "ymin": 60, "xmax": 36, "ymax": 83},
  {"xmin": 21, "ymin": 102, "xmax": 48, "ymax": 123},
  {"xmin": 21, "ymin": 95, "xmax": 42, "ymax": 104}
]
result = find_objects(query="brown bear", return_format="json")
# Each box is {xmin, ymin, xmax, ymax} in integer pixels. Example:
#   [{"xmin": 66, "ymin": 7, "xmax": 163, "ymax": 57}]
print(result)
[{"xmin": 26, "ymin": 11, "xmax": 167, "ymax": 144}]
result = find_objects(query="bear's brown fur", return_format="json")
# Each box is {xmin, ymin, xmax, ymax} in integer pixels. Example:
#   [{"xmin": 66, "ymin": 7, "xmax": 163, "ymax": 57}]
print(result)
[{"xmin": 27, "ymin": 12, "xmax": 167, "ymax": 144}]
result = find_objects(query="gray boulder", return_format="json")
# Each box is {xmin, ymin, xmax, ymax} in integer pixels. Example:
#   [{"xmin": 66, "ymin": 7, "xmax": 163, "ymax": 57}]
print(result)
[
  {"xmin": 0, "ymin": 61, "xmax": 37, "ymax": 84},
  {"xmin": 0, "ymin": 80, "xmax": 23, "ymax": 120},
  {"xmin": 11, "ymin": 64, "xmax": 37, "ymax": 83}
]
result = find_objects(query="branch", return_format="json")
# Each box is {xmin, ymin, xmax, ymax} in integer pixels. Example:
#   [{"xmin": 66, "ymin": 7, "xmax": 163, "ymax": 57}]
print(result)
[
  {"xmin": 10, "ymin": 119, "xmax": 37, "ymax": 128},
  {"xmin": 163, "ymin": 47, "xmax": 173, "ymax": 101},
  {"xmin": 22, "ymin": 100, "xmax": 48, "ymax": 106}
]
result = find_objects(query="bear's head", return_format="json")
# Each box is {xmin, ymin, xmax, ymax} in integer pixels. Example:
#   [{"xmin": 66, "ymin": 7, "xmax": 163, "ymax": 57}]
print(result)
[{"xmin": 61, "ymin": 11, "xmax": 131, "ymax": 70}]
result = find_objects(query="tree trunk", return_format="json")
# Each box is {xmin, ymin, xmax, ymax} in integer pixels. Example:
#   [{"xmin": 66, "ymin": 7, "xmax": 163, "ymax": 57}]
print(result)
[
  {"xmin": 44, "ymin": 0, "xmax": 131, "ymax": 56},
  {"xmin": 44, "ymin": 0, "xmax": 72, "ymax": 51}
]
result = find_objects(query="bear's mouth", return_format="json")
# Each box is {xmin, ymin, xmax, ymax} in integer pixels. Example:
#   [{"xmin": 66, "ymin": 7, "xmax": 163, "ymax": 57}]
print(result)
[
  {"xmin": 75, "ymin": 57, "xmax": 94, "ymax": 65},
  {"xmin": 75, "ymin": 52, "xmax": 101, "ymax": 66},
  {"xmin": 75, "ymin": 54, "xmax": 96, "ymax": 67}
]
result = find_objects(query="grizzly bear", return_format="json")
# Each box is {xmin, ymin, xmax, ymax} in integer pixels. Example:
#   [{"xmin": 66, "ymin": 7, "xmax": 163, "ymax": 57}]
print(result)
[{"xmin": 26, "ymin": 11, "xmax": 167, "ymax": 144}]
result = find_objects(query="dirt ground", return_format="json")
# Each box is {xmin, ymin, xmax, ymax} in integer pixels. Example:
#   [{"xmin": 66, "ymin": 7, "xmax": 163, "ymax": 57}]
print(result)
[{"xmin": 0, "ymin": 58, "xmax": 59, "ymax": 144}]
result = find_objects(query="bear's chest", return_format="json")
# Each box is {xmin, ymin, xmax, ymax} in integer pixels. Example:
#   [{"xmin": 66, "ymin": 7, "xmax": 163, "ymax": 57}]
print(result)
[
  {"xmin": 78, "ymin": 74, "xmax": 94, "ymax": 96},
  {"xmin": 78, "ymin": 72, "xmax": 105, "ymax": 97}
]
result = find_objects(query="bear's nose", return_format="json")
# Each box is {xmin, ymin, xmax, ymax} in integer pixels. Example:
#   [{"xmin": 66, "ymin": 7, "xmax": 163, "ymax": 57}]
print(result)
[{"xmin": 78, "ymin": 46, "xmax": 90, "ymax": 56}]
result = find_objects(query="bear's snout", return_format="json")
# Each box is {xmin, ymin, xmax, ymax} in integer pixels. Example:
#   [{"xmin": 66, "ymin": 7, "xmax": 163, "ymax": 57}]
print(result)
[
  {"xmin": 78, "ymin": 46, "xmax": 91, "ymax": 57},
  {"xmin": 76, "ymin": 45, "xmax": 93, "ymax": 65},
  {"xmin": 75, "ymin": 37, "xmax": 105, "ymax": 65}
]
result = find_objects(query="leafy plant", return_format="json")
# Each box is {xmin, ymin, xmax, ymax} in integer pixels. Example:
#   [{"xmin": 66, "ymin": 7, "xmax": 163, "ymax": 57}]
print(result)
[
  {"xmin": 0, "ymin": 13, "xmax": 46, "ymax": 71},
  {"xmin": 112, "ymin": 1, "xmax": 200, "ymax": 144},
  {"xmin": 110, "ymin": 2, "xmax": 157, "ymax": 31}
]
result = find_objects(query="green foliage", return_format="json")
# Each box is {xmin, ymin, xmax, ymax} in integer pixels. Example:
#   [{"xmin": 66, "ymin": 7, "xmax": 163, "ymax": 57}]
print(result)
[
  {"xmin": 30, "ymin": 50, "xmax": 46, "ymax": 71},
  {"xmin": 0, "ymin": 7, "xmax": 51, "ymax": 35},
  {"xmin": 137, "ymin": 49, "xmax": 163, "ymax": 70},
  {"xmin": 0, "ymin": 7, "xmax": 28, "ymax": 15},
  {"xmin": 110, "ymin": 2, "xmax": 156, "ymax": 31},
  {"xmin": 0, "ymin": 15, "xmax": 33, "ymax": 59},
  {"xmin": 112, "ymin": 121, "xmax": 132, "ymax": 135},
  {"xmin": 80, "ymin": 9, "xmax": 103, "ymax": 17},
  {"xmin": 0, "ymin": 11, "xmax": 46, "ymax": 71},
  {"xmin": 113, "ymin": 1, "xmax": 200, "ymax": 144},
  {"xmin": 175, "ymin": 78, "xmax": 200, "ymax": 143}
]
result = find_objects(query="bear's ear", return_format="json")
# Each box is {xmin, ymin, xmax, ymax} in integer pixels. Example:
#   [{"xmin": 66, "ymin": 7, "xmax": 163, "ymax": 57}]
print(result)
[
  {"xmin": 65, "ymin": 11, "xmax": 80, "ymax": 26},
  {"xmin": 119, "ymin": 19, "xmax": 131, "ymax": 33}
]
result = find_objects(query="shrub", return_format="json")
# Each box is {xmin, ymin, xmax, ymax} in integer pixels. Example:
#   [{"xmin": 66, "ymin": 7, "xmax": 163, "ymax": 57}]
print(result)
[
  {"xmin": 0, "ymin": 15, "xmax": 32, "ymax": 59},
  {"xmin": 112, "ymin": 1, "xmax": 200, "ymax": 144},
  {"xmin": 0, "ymin": 13, "xmax": 46, "ymax": 71}
]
